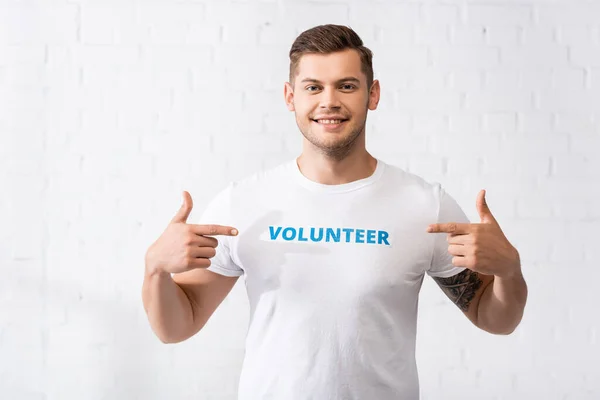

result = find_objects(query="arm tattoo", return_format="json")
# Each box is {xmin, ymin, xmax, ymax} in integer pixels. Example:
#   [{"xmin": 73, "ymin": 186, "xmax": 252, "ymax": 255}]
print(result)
[{"xmin": 433, "ymin": 269, "xmax": 483, "ymax": 312}]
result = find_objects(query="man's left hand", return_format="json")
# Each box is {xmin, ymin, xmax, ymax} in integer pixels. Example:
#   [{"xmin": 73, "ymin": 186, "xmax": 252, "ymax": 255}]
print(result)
[{"xmin": 426, "ymin": 190, "xmax": 521, "ymax": 279}]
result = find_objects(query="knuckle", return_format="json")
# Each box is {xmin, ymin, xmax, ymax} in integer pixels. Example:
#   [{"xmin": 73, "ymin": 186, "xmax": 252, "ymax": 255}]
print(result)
[
  {"xmin": 448, "ymin": 223, "xmax": 457, "ymax": 232},
  {"xmin": 209, "ymin": 225, "xmax": 218, "ymax": 235}
]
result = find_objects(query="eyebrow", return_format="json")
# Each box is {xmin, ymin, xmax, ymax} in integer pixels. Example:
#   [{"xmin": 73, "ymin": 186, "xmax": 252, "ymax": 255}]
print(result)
[{"xmin": 300, "ymin": 77, "xmax": 361, "ymax": 85}]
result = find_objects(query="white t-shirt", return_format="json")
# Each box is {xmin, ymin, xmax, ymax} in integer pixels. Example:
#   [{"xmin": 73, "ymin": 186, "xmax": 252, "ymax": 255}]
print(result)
[{"xmin": 198, "ymin": 158, "xmax": 469, "ymax": 400}]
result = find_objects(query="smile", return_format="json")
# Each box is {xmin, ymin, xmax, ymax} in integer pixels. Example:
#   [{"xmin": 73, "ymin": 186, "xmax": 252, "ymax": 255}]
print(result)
[{"xmin": 314, "ymin": 119, "xmax": 346, "ymax": 124}]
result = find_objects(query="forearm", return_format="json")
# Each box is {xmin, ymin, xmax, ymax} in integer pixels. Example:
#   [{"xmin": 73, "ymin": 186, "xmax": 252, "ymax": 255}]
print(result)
[
  {"xmin": 476, "ymin": 270, "xmax": 528, "ymax": 335},
  {"xmin": 142, "ymin": 267, "xmax": 195, "ymax": 344}
]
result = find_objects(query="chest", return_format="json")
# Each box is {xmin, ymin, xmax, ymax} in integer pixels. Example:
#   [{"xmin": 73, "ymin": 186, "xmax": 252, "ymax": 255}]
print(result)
[{"xmin": 229, "ymin": 196, "xmax": 433, "ymax": 301}]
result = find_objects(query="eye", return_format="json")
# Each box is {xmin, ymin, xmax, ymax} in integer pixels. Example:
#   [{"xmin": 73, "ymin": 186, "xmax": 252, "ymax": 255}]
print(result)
[
  {"xmin": 306, "ymin": 85, "xmax": 320, "ymax": 92},
  {"xmin": 341, "ymin": 84, "xmax": 356, "ymax": 90}
]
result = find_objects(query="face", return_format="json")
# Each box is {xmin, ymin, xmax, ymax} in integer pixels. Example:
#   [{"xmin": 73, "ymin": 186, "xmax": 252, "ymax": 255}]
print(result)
[{"xmin": 284, "ymin": 48, "xmax": 380, "ymax": 159}]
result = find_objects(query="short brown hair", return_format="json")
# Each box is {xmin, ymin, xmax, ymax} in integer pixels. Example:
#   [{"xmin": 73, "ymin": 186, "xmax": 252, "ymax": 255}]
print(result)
[{"xmin": 288, "ymin": 24, "xmax": 374, "ymax": 90}]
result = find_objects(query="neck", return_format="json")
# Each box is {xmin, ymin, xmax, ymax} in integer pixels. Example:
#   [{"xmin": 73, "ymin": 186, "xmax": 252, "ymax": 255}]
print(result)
[{"xmin": 296, "ymin": 141, "xmax": 377, "ymax": 185}]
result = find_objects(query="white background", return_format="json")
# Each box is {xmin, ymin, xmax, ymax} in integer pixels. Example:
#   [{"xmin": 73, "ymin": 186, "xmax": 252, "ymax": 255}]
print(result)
[{"xmin": 1, "ymin": 0, "xmax": 599, "ymax": 399}]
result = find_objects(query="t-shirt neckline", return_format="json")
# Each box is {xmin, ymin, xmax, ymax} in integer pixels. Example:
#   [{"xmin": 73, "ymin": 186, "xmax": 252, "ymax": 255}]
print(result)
[{"xmin": 290, "ymin": 157, "xmax": 385, "ymax": 193}]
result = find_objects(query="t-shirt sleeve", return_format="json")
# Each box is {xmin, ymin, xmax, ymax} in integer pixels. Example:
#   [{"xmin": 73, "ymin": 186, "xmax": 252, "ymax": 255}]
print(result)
[
  {"xmin": 197, "ymin": 184, "xmax": 244, "ymax": 277},
  {"xmin": 426, "ymin": 184, "xmax": 470, "ymax": 278}
]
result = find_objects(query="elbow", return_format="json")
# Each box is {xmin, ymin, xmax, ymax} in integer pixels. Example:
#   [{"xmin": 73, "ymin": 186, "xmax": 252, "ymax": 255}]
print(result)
[
  {"xmin": 478, "ymin": 316, "xmax": 523, "ymax": 336},
  {"xmin": 153, "ymin": 321, "xmax": 206, "ymax": 344}
]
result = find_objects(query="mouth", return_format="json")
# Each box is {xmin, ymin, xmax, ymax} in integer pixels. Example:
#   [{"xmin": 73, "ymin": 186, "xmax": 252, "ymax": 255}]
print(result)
[{"xmin": 311, "ymin": 118, "xmax": 349, "ymax": 130}]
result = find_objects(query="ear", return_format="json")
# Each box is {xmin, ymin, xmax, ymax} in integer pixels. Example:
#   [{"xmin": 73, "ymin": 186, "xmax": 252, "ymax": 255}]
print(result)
[
  {"xmin": 284, "ymin": 81, "xmax": 295, "ymax": 111},
  {"xmin": 368, "ymin": 79, "xmax": 380, "ymax": 111}
]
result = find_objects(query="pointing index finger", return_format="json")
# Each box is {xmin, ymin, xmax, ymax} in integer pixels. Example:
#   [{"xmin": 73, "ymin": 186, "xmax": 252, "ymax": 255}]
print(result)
[
  {"xmin": 191, "ymin": 224, "xmax": 239, "ymax": 236},
  {"xmin": 426, "ymin": 222, "xmax": 471, "ymax": 234}
]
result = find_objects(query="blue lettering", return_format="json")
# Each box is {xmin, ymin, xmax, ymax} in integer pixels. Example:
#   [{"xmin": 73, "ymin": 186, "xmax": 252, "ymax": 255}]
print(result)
[
  {"xmin": 268, "ymin": 226, "xmax": 390, "ymax": 246},
  {"xmin": 342, "ymin": 228, "xmax": 354, "ymax": 243},
  {"xmin": 269, "ymin": 226, "xmax": 282, "ymax": 240},
  {"xmin": 310, "ymin": 227, "xmax": 323, "ymax": 242},
  {"xmin": 378, "ymin": 230, "xmax": 390, "ymax": 245},
  {"xmin": 326, "ymin": 228, "xmax": 340, "ymax": 242},
  {"xmin": 282, "ymin": 227, "xmax": 296, "ymax": 241},
  {"xmin": 355, "ymin": 229, "xmax": 365, "ymax": 243},
  {"xmin": 297, "ymin": 227, "xmax": 308, "ymax": 241},
  {"xmin": 366, "ymin": 229, "xmax": 376, "ymax": 244}
]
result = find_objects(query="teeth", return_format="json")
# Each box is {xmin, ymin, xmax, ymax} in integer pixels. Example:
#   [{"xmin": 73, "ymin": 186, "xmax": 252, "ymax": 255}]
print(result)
[{"xmin": 317, "ymin": 119, "xmax": 343, "ymax": 124}]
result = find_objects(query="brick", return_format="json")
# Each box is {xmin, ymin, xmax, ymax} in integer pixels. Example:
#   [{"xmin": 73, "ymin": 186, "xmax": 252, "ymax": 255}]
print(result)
[
  {"xmin": 499, "ymin": 133, "xmax": 570, "ymax": 154},
  {"xmin": 551, "ymin": 155, "xmax": 599, "ymax": 178},
  {"xmin": 448, "ymin": 113, "xmax": 481, "ymax": 134},
  {"xmin": 415, "ymin": 25, "xmax": 451, "ymax": 45},
  {"xmin": 520, "ymin": 68, "xmax": 553, "ymax": 91},
  {"xmin": 258, "ymin": 22, "xmax": 300, "ymax": 46},
  {"xmin": 570, "ymin": 45, "xmax": 600, "ymax": 67},
  {"xmin": 553, "ymin": 68, "xmax": 586, "ymax": 90},
  {"xmin": 466, "ymin": 91, "xmax": 533, "ymax": 112},
  {"xmin": 80, "ymin": 4, "xmax": 142, "ymax": 45},
  {"xmin": 520, "ymin": 26, "xmax": 555, "ymax": 46},
  {"xmin": 367, "ymin": 133, "xmax": 428, "ymax": 155},
  {"xmin": 375, "ymin": 25, "xmax": 414, "ymax": 45},
  {"xmin": 286, "ymin": 4, "xmax": 350, "ymax": 30},
  {"xmin": 445, "ymin": 156, "xmax": 481, "ymax": 175},
  {"xmin": 451, "ymin": 26, "xmax": 486, "ymax": 46},
  {"xmin": 0, "ymin": 44, "xmax": 45, "ymax": 65},
  {"xmin": 407, "ymin": 69, "xmax": 448, "ymax": 90},
  {"xmin": 481, "ymin": 154, "xmax": 550, "ymax": 177},
  {"xmin": 486, "ymin": 26, "xmax": 520, "ymax": 46},
  {"xmin": 421, "ymin": 4, "xmax": 461, "ymax": 25},
  {"xmin": 449, "ymin": 70, "xmax": 483, "ymax": 91},
  {"xmin": 501, "ymin": 45, "xmax": 569, "ymax": 68},
  {"xmin": 137, "ymin": 4, "xmax": 205, "ymax": 44},
  {"xmin": 536, "ymin": 4, "xmax": 600, "ymax": 25},
  {"xmin": 556, "ymin": 26, "xmax": 594, "ymax": 45},
  {"xmin": 428, "ymin": 134, "xmax": 501, "ymax": 156},
  {"xmin": 555, "ymin": 112, "xmax": 596, "ymax": 132},
  {"xmin": 467, "ymin": 5, "xmax": 532, "ymax": 26},
  {"xmin": 484, "ymin": 69, "xmax": 519, "ymax": 91},
  {"xmin": 222, "ymin": 24, "xmax": 259, "ymax": 45},
  {"xmin": 349, "ymin": 4, "xmax": 419, "ymax": 26},
  {"xmin": 377, "ymin": 46, "xmax": 429, "ymax": 68},
  {"xmin": 591, "ymin": 68, "xmax": 600, "ymax": 91},
  {"xmin": 412, "ymin": 113, "xmax": 448, "ymax": 134},
  {"xmin": 432, "ymin": 46, "xmax": 499, "ymax": 69},
  {"xmin": 518, "ymin": 113, "xmax": 553, "ymax": 132},
  {"xmin": 397, "ymin": 90, "xmax": 461, "ymax": 112},
  {"xmin": 407, "ymin": 155, "xmax": 445, "ymax": 177},
  {"xmin": 0, "ymin": 4, "xmax": 77, "ymax": 45},
  {"xmin": 570, "ymin": 134, "xmax": 600, "ymax": 155},
  {"xmin": 483, "ymin": 112, "xmax": 517, "ymax": 133},
  {"xmin": 538, "ymin": 89, "xmax": 600, "ymax": 112},
  {"xmin": 206, "ymin": 3, "xmax": 277, "ymax": 25}
]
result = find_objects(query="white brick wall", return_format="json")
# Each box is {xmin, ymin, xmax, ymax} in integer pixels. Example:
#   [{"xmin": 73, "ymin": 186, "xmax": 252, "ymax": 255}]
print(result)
[{"xmin": 1, "ymin": 0, "xmax": 598, "ymax": 399}]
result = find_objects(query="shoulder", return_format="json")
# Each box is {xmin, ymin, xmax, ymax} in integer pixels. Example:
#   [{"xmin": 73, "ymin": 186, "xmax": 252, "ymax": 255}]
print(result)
[
  {"xmin": 226, "ymin": 158, "xmax": 296, "ymax": 195},
  {"xmin": 378, "ymin": 159, "xmax": 445, "ymax": 202}
]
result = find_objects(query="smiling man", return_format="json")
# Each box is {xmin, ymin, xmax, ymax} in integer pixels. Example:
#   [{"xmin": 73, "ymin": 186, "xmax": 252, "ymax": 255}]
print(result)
[{"xmin": 143, "ymin": 24, "xmax": 528, "ymax": 400}]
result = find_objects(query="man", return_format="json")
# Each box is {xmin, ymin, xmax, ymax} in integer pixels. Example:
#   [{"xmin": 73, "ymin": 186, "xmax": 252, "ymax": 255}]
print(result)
[{"xmin": 142, "ymin": 24, "xmax": 528, "ymax": 399}]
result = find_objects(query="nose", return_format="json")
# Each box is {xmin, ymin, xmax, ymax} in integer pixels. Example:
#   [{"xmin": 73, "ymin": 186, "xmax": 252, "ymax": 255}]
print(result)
[{"xmin": 319, "ymin": 87, "xmax": 341, "ymax": 110}]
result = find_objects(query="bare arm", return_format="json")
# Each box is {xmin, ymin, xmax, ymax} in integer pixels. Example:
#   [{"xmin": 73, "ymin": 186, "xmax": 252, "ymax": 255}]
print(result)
[
  {"xmin": 433, "ymin": 267, "xmax": 527, "ymax": 335},
  {"xmin": 142, "ymin": 263, "xmax": 239, "ymax": 344},
  {"xmin": 428, "ymin": 189, "xmax": 527, "ymax": 335},
  {"xmin": 476, "ymin": 270, "xmax": 527, "ymax": 335},
  {"xmin": 432, "ymin": 269, "xmax": 494, "ymax": 326}
]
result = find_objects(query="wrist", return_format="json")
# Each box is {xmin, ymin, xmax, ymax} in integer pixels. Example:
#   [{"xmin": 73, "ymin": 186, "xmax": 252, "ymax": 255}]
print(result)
[
  {"xmin": 497, "ymin": 248, "xmax": 522, "ymax": 280},
  {"xmin": 145, "ymin": 248, "xmax": 169, "ymax": 278}
]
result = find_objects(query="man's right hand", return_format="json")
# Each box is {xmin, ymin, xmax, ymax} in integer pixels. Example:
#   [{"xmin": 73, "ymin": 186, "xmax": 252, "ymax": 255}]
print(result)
[{"xmin": 145, "ymin": 191, "xmax": 238, "ymax": 276}]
